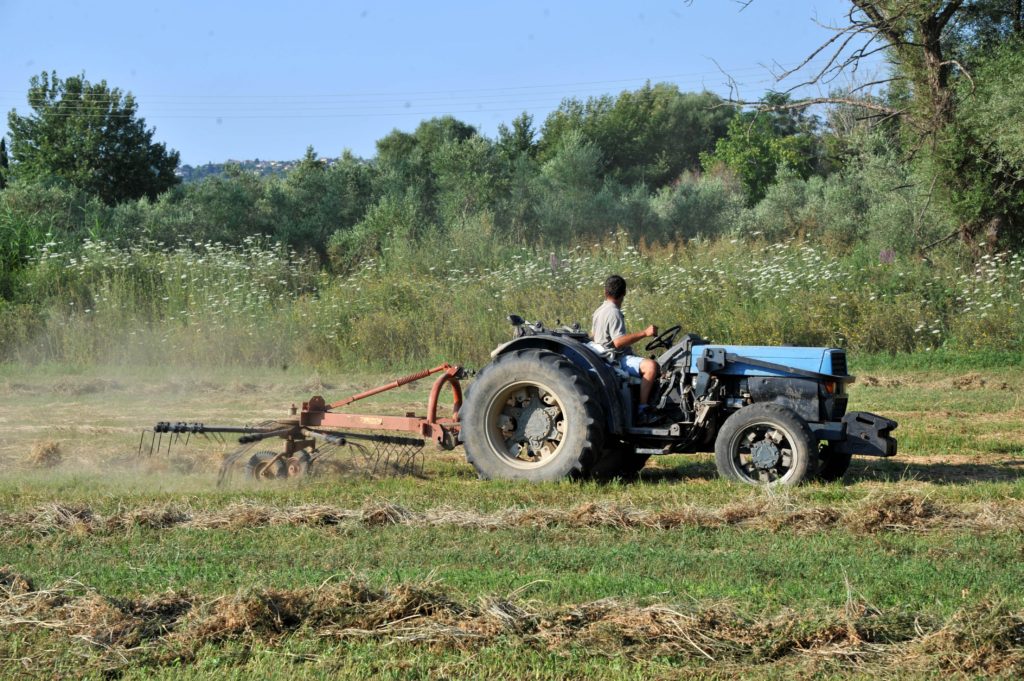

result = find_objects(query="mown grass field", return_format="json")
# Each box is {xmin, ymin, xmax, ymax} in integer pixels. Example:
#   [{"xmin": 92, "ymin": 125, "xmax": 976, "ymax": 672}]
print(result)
[{"xmin": 1, "ymin": 359, "xmax": 1023, "ymax": 679}]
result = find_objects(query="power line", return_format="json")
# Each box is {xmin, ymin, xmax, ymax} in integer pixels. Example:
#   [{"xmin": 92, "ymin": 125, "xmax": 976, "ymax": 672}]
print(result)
[
  {"xmin": 0, "ymin": 56, "xmax": 889, "ymax": 129},
  {"xmin": 0, "ymin": 56, "xmax": 888, "ymax": 104}
]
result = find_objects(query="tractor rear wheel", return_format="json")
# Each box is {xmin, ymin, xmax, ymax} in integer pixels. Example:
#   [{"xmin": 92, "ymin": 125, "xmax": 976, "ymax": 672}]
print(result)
[
  {"xmin": 714, "ymin": 403, "xmax": 814, "ymax": 486},
  {"xmin": 462, "ymin": 349, "xmax": 604, "ymax": 481}
]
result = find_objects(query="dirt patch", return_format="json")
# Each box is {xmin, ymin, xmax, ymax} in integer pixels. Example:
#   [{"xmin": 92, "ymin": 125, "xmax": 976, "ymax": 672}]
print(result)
[
  {"xmin": 852, "ymin": 493, "xmax": 941, "ymax": 532},
  {"xmin": 948, "ymin": 373, "xmax": 1012, "ymax": 391},
  {"xmin": 860, "ymin": 375, "xmax": 905, "ymax": 388}
]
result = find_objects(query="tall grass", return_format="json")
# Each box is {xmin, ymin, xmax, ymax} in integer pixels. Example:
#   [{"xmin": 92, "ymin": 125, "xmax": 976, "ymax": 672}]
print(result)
[{"xmin": 3, "ymin": 234, "xmax": 1022, "ymax": 369}]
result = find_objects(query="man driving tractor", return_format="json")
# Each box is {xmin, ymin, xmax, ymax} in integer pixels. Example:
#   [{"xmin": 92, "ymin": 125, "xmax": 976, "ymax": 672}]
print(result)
[{"xmin": 588, "ymin": 274, "xmax": 659, "ymax": 422}]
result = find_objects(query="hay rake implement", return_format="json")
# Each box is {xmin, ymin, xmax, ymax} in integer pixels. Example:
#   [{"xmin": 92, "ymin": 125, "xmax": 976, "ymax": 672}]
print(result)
[{"xmin": 140, "ymin": 364, "xmax": 466, "ymax": 484}]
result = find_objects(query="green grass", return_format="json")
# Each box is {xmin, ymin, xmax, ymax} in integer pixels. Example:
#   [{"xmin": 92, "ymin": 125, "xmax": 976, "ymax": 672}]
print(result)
[
  {"xmin": 853, "ymin": 348, "xmax": 1024, "ymax": 371},
  {"xmin": 1, "ymin": 358, "xmax": 1023, "ymax": 677},
  {"xmin": 4, "ymin": 522, "xmax": 1021, "ymax": 614}
]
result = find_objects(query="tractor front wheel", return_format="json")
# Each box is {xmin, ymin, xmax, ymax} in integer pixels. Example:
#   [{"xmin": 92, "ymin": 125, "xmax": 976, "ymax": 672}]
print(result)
[
  {"xmin": 816, "ymin": 442, "xmax": 853, "ymax": 482},
  {"xmin": 461, "ymin": 349, "xmax": 604, "ymax": 482},
  {"xmin": 714, "ymin": 403, "xmax": 814, "ymax": 486}
]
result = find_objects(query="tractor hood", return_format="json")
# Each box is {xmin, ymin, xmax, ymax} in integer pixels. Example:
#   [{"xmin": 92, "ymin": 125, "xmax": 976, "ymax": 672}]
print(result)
[{"xmin": 688, "ymin": 345, "xmax": 850, "ymax": 379}]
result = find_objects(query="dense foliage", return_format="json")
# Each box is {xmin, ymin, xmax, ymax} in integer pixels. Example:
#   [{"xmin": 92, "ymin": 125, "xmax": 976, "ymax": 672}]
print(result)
[
  {"xmin": 1, "ymin": 2, "xmax": 1022, "ymax": 365},
  {"xmin": 5, "ymin": 71, "xmax": 180, "ymax": 205}
]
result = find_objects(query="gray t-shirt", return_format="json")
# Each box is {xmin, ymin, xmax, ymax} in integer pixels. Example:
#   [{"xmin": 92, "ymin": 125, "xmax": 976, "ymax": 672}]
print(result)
[{"xmin": 591, "ymin": 299, "xmax": 633, "ymax": 357}]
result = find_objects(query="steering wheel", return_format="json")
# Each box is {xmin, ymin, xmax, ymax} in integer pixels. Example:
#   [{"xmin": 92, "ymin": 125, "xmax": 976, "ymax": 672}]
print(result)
[{"xmin": 645, "ymin": 325, "xmax": 681, "ymax": 352}]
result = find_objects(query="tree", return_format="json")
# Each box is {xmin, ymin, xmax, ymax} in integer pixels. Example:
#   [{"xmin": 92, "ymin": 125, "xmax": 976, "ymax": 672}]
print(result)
[
  {"xmin": 701, "ymin": 94, "xmax": 820, "ymax": 205},
  {"xmin": 268, "ymin": 146, "xmax": 378, "ymax": 260},
  {"xmin": 539, "ymin": 84, "xmax": 735, "ymax": 187},
  {"xmin": 496, "ymin": 112, "xmax": 538, "ymax": 162},
  {"xmin": 433, "ymin": 135, "xmax": 501, "ymax": 228},
  {"xmin": 532, "ymin": 130, "xmax": 613, "ymax": 243},
  {"xmin": 721, "ymin": 1, "xmax": 1024, "ymax": 245},
  {"xmin": 0, "ymin": 138, "xmax": 8, "ymax": 190},
  {"xmin": 6, "ymin": 71, "xmax": 180, "ymax": 204},
  {"xmin": 373, "ymin": 116, "xmax": 478, "ymax": 224},
  {"xmin": 942, "ymin": 37, "xmax": 1024, "ymax": 246}
]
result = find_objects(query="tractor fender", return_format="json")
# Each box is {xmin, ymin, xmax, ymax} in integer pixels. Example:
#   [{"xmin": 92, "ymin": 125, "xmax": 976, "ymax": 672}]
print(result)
[{"xmin": 490, "ymin": 336, "xmax": 628, "ymax": 435}]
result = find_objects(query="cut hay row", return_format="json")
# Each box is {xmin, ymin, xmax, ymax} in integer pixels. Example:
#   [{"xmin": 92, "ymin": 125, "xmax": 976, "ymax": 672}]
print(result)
[
  {"xmin": 1, "ymin": 568, "xmax": 1021, "ymax": 676},
  {"xmin": 4, "ymin": 494, "xmax": 1024, "ymax": 537}
]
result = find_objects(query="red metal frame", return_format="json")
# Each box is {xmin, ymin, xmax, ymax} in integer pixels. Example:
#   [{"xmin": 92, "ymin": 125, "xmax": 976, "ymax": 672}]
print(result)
[{"xmin": 299, "ymin": 363, "xmax": 463, "ymax": 448}]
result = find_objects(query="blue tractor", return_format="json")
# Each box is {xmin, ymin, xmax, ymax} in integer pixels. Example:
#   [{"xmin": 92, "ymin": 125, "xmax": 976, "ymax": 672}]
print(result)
[{"xmin": 460, "ymin": 317, "xmax": 897, "ymax": 486}]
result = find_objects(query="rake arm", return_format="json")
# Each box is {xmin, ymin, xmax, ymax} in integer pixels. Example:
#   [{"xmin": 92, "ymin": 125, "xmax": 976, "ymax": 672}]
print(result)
[
  {"xmin": 238, "ymin": 427, "xmax": 295, "ymax": 444},
  {"xmin": 152, "ymin": 422, "xmax": 273, "ymax": 435}
]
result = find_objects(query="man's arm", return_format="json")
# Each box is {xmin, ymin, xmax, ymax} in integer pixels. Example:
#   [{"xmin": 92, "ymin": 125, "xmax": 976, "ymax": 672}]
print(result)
[{"xmin": 612, "ymin": 325, "xmax": 657, "ymax": 349}]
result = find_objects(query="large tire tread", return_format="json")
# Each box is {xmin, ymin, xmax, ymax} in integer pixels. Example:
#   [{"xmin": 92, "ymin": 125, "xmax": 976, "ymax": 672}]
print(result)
[{"xmin": 462, "ymin": 349, "xmax": 605, "ymax": 482}]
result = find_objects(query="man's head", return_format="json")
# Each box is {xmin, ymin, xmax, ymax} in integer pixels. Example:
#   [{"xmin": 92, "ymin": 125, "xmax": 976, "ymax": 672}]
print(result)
[{"xmin": 604, "ymin": 274, "xmax": 627, "ymax": 305}]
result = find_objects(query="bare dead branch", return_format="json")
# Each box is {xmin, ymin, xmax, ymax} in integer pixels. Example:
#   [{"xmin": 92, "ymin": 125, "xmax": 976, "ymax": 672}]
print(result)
[
  {"xmin": 940, "ymin": 59, "xmax": 975, "ymax": 94},
  {"xmin": 841, "ymin": 77, "xmax": 904, "ymax": 95},
  {"xmin": 729, "ymin": 96, "xmax": 903, "ymax": 118},
  {"xmin": 708, "ymin": 57, "xmax": 743, "ymax": 102},
  {"xmin": 772, "ymin": 25, "xmax": 864, "ymax": 82}
]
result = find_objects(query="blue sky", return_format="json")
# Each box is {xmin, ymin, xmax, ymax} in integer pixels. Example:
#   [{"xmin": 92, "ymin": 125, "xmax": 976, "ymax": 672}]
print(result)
[{"xmin": 0, "ymin": 1, "xmax": 886, "ymax": 166}]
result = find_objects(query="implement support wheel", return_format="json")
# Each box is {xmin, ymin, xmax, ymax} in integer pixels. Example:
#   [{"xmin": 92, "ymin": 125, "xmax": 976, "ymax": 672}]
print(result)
[
  {"xmin": 286, "ymin": 451, "xmax": 313, "ymax": 478},
  {"xmin": 244, "ymin": 450, "xmax": 287, "ymax": 480}
]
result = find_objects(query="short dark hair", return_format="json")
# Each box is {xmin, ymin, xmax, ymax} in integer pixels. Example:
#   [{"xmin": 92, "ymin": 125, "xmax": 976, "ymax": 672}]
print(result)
[{"xmin": 604, "ymin": 274, "xmax": 626, "ymax": 299}]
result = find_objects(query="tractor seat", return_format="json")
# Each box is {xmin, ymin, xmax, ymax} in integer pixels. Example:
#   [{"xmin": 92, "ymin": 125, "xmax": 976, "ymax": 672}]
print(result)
[{"xmin": 585, "ymin": 340, "xmax": 644, "ymax": 386}]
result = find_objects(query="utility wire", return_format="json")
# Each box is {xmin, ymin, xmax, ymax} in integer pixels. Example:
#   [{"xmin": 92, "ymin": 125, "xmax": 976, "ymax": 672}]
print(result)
[{"xmin": 0, "ymin": 56, "xmax": 888, "ymax": 103}]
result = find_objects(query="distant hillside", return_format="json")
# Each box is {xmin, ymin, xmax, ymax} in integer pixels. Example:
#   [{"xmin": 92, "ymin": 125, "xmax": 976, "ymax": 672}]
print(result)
[{"xmin": 176, "ymin": 157, "xmax": 342, "ymax": 183}]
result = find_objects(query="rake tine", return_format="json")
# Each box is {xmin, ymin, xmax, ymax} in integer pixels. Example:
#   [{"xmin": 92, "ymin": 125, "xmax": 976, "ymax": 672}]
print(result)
[
  {"xmin": 166, "ymin": 432, "xmax": 173, "ymax": 455},
  {"xmin": 185, "ymin": 431, "xmax": 191, "ymax": 447},
  {"xmin": 138, "ymin": 431, "xmax": 146, "ymax": 457},
  {"xmin": 155, "ymin": 433, "xmax": 162, "ymax": 457}
]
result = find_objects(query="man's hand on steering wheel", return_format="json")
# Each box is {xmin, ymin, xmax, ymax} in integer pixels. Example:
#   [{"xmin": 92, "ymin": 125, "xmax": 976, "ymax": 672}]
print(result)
[{"xmin": 645, "ymin": 324, "xmax": 681, "ymax": 352}]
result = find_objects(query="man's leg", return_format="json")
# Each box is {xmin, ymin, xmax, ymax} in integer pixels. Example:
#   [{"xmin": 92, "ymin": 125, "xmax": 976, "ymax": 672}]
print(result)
[
  {"xmin": 639, "ymin": 358, "xmax": 658, "ymax": 405},
  {"xmin": 620, "ymin": 355, "xmax": 660, "ymax": 405}
]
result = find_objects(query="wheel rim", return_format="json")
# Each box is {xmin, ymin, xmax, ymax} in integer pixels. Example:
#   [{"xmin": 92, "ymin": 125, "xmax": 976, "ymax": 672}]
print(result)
[
  {"xmin": 728, "ymin": 420, "xmax": 800, "ymax": 484},
  {"xmin": 286, "ymin": 454, "xmax": 311, "ymax": 478},
  {"xmin": 484, "ymin": 380, "xmax": 567, "ymax": 470},
  {"xmin": 246, "ymin": 451, "xmax": 285, "ymax": 480}
]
